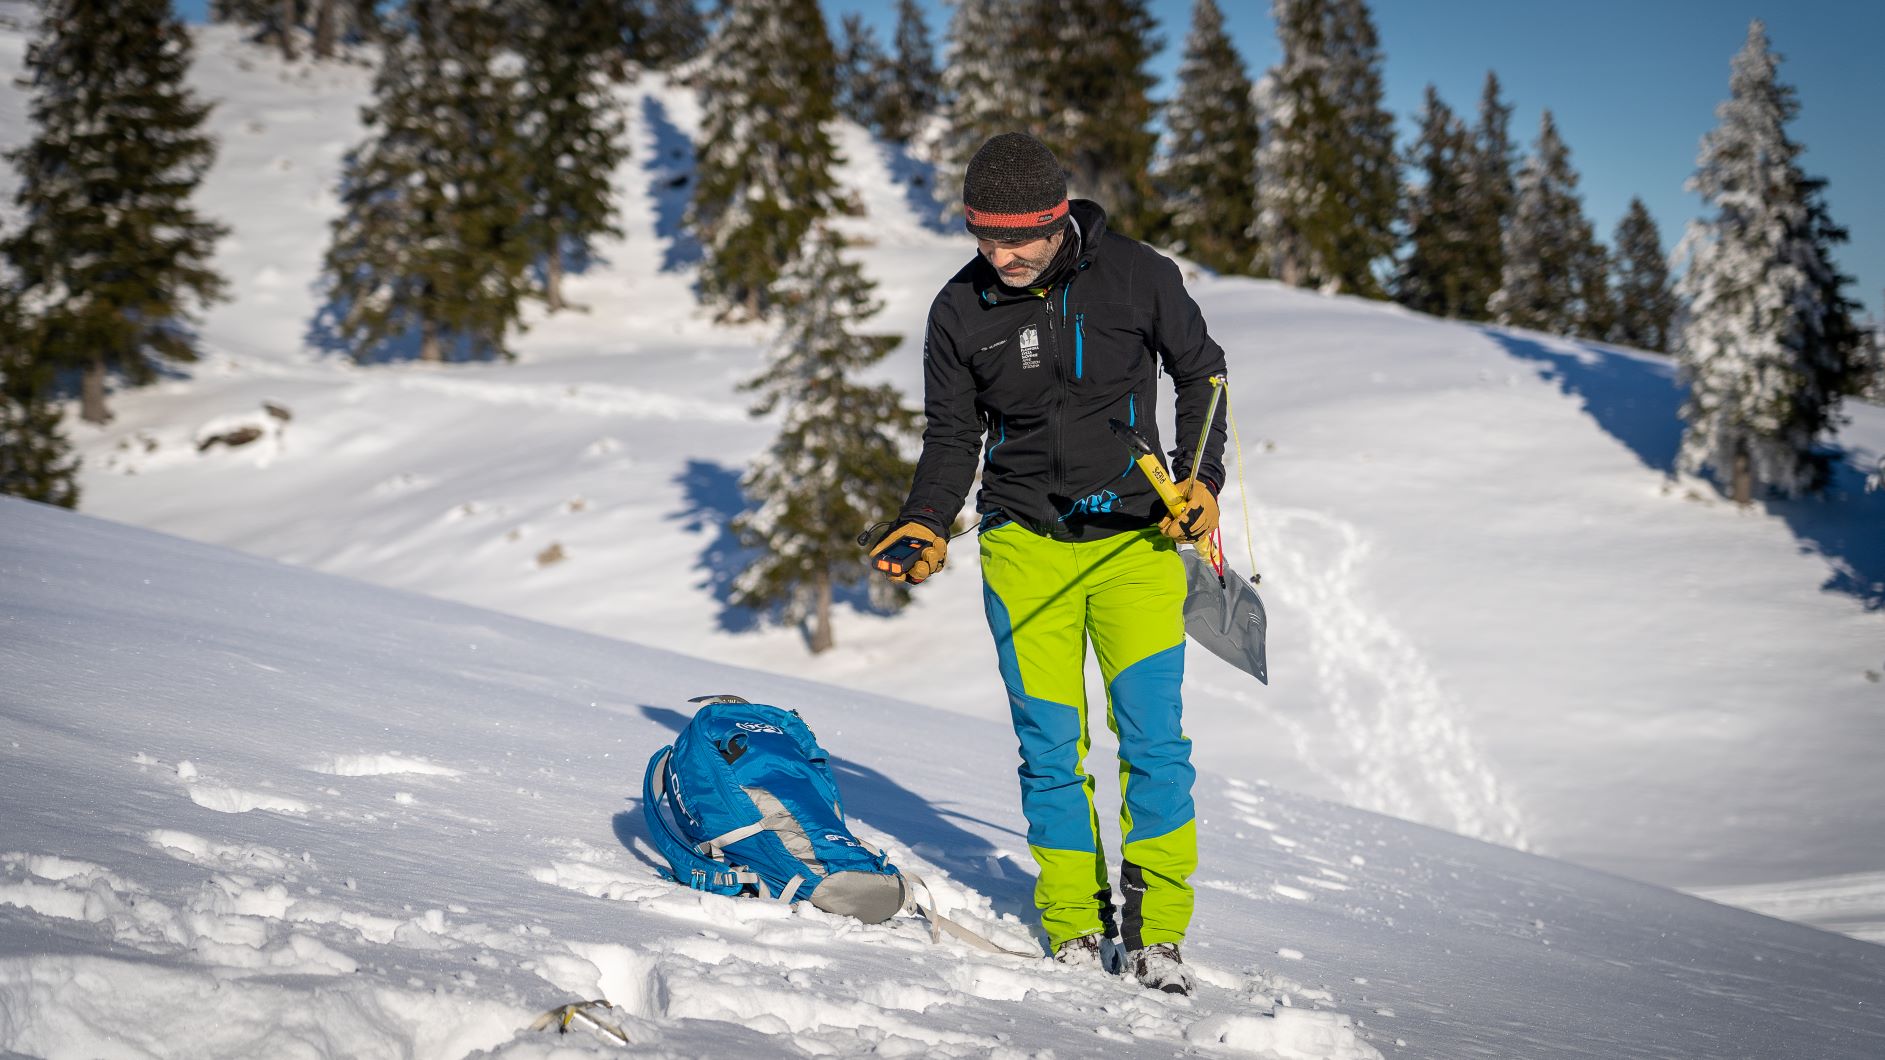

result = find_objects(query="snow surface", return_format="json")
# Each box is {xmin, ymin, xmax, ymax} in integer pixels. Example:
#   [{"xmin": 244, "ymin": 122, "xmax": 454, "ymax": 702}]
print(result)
[
  {"xmin": 4, "ymin": 498, "xmax": 1882, "ymax": 1059},
  {"xmin": 0, "ymin": 10, "xmax": 1880, "ymax": 984}
]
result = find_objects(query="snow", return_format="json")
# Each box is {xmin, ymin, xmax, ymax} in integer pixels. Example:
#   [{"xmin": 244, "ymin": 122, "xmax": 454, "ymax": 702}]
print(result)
[
  {"xmin": 4, "ymin": 498, "xmax": 1884, "ymax": 1058},
  {"xmin": 1, "ymin": 20, "xmax": 1884, "ymax": 1057}
]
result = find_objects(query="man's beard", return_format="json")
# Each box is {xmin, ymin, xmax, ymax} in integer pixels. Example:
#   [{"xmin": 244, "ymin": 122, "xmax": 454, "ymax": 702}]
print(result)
[{"xmin": 992, "ymin": 228, "xmax": 1075, "ymax": 288}]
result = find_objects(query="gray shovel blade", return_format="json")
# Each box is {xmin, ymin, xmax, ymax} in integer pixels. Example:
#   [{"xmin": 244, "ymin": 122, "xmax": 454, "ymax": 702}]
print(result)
[{"xmin": 1181, "ymin": 550, "xmax": 1269, "ymax": 685}]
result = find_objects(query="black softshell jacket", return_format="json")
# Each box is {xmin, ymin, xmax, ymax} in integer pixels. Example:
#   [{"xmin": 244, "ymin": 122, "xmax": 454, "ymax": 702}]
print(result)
[{"xmin": 898, "ymin": 200, "xmax": 1230, "ymax": 543}]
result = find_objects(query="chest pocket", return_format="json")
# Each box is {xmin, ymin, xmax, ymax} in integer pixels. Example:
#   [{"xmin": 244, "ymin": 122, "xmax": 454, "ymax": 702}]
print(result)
[
  {"xmin": 967, "ymin": 311, "xmax": 1054, "ymax": 408},
  {"xmin": 1069, "ymin": 302, "xmax": 1150, "ymax": 390}
]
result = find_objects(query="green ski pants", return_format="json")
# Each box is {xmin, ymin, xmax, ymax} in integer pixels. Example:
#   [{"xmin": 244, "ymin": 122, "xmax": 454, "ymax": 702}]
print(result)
[{"xmin": 978, "ymin": 522, "xmax": 1197, "ymax": 951}]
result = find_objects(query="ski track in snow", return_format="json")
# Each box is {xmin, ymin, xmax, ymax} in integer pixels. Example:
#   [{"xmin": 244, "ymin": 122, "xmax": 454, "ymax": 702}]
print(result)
[{"xmin": 1263, "ymin": 508, "xmax": 1531, "ymax": 850}]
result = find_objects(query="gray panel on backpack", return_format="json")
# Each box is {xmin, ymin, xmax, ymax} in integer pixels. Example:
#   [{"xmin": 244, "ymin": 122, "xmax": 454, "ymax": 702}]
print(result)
[{"xmin": 809, "ymin": 870, "xmax": 908, "ymax": 924}]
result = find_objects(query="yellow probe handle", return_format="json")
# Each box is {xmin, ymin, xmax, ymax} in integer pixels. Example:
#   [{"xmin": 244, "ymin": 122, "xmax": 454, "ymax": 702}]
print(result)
[{"xmin": 1135, "ymin": 453, "xmax": 1219, "ymax": 566}]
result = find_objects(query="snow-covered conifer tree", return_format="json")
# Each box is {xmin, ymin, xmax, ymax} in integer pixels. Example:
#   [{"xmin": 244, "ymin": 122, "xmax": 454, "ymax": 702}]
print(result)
[
  {"xmin": 1675, "ymin": 21, "xmax": 1863, "ymax": 502},
  {"xmin": 1858, "ymin": 317, "xmax": 1885, "ymax": 402},
  {"xmin": 512, "ymin": 0, "xmax": 631, "ymax": 313},
  {"xmin": 1159, "ymin": 0, "xmax": 1260, "ymax": 275},
  {"xmin": 1016, "ymin": 0, "xmax": 1162, "ymax": 237},
  {"xmin": 211, "ymin": 0, "xmax": 377, "ymax": 61},
  {"xmin": 689, "ymin": 0, "xmax": 844, "ymax": 321},
  {"xmin": 0, "ymin": 292, "xmax": 79, "ymax": 509},
  {"xmin": 1610, "ymin": 199, "xmax": 1675, "ymax": 352},
  {"xmin": 1489, "ymin": 111, "xmax": 1604, "ymax": 338},
  {"xmin": 877, "ymin": 0, "xmax": 941, "ymax": 146},
  {"xmin": 320, "ymin": 0, "xmax": 534, "ymax": 363},
  {"xmin": 939, "ymin": 0, "xmax": 1035, "ymax": 222},
  {"xmin": 1394, "ymin": 86, "xmax": 1475, "ymax": 318},
  {"xmin": 1255, "ymin": 0, "xmax": 1398, "ymax": 295},
  {"xmin": 731, "ymin": 224, "xmax": 920, "ymax": 654},
  {"xmin": 3, "ymin": 0, "xmax": 227, "ymax": 425},
  {"xmin": 835, "ymin": 13, "xmax": 892, "ymax": 134},
  {"xmin": 1454, "ymin": 71, "xmax": 1515, "ymax": 321},
  {"xmin": 634, "ymin": 0, "xmax": 707, "ymax": 71}
]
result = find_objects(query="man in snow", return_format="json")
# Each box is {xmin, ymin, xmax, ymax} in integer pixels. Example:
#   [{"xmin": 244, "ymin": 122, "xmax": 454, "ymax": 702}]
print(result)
[{"xmin": 870, "ymin": 132, "xmax": 1227, "ymax": 996}]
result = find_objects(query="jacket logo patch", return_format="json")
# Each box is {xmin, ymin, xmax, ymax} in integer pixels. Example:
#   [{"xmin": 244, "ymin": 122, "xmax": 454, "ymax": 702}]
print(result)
[{"xmin": 1018, "ymin": 325, "xmax": 1040, "ymax": 370}]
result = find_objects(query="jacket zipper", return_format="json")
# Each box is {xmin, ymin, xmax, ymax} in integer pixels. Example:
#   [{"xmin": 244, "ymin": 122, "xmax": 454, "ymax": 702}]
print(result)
[{"xmin": 1050, "ymin": 280, "xmax": 1077, "ymax": 504}]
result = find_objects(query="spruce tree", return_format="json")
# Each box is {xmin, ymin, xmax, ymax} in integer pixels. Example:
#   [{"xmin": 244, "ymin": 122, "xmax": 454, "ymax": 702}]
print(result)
[
  {"xmin": 939, "ymin": 0, "xmax": 1035, "ymax": 223},
  {"xmin": 1158, "ymin": 0, "xmax": 1260, "ymax": 275},
  {"xmin": 877, "ymin": 0, "xmax": 941, "ymax": 146},
  {"xmin": 1858, "ymin": 316, "xmax": 1885, "ymax": 402},
  {"xmin": 835, "ymin": 13, "xmax": 892, "ymax": 133},
  {"xmin": 1488, "ymin": 111, "xmax": 1603, "ymax": 338},
  {"xmin": 210, "ymin": 0, "xmax": 295, "ymax": 60},
  {"xmin": 634, "ymin": 0, "xmax": 708, "ymax": 71},
  {"xmin": 731, "ymin": 224, "xmax": 920, "ymax": 654},
  {"xmin": 1015, "ymin": 0, "xmax": 1162, "ymax": 238},
  {"xmin": 211, "ymin": 0, "xmax": 376, "ymax": 61},
  {"xmin": 1456, "ymin": 71, "xmax": 1515, "ymax": 321},
  {"xmin": 689, "ymin": 0, "xmax": 844, "ymax": 321},
  {"xmin": 1574, "ymin": 238, "xmax": 1615, "ymax": 344},
  {"xmin": 512, "ymin": 0, "xmax": 631, "ymax": 313},
  {"xmin": 320, "ymin": 0, "xmax": 534, "ymax": 363},
  {"xmin": 4, "ymin": 0, "xmax": 227, "ymax": 425},
  {"xmin": 1394, "ymin": 86, "xmax": 1476, "ymax": 318},
  {"xmin": 0, "ymin": 293, "xmax": 80, "ymax": 509},
  {"xmin": 1255, "ymin": 0, "xmax": 1398, "ymax": 295},
  {"xmin": 1610, "ymin": 198, "xmax": 1675, "ymax": 352},
  {"xmin": 1675, "ymin": 21, "xmax": 1862, "ymax": 502}
]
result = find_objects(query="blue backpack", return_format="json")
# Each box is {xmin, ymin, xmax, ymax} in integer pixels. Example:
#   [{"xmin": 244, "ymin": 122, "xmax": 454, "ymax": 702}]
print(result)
[{"xmin": 642, "ymin": 696, "xmax": 909, "ymax": 923}]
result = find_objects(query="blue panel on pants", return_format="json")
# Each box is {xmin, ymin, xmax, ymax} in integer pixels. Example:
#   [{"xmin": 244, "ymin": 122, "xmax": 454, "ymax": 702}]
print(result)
[
  {"xmin": 1108, "ymin": 644, "xmax": 1195, "ymax": 844},
  {"xmin": 984, "ymin": 581, "xmax": 1098, "ymax": 853}
]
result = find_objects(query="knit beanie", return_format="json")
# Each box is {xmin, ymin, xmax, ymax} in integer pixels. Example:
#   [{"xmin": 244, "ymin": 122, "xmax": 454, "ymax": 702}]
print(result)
[{"xmin": 962, "ymin": 132, "xmax": 1069, "ymax": 241}]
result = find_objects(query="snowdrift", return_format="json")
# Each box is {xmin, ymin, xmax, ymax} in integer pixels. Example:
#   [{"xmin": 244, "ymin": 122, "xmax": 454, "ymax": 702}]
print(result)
[{"xmin": 3, "ymin": 498, "xmax": 1881, "ymax": 1059}]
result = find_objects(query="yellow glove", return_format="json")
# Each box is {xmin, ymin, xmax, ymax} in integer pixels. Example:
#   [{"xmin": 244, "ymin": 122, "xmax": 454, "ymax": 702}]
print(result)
[
  {"xmin": 868, "ymin": 522, "xmax": 947, "ymax": 584},
  {"xmin": 1158, "ymin": 479, "xmax": 1219, "ymax": 543}
]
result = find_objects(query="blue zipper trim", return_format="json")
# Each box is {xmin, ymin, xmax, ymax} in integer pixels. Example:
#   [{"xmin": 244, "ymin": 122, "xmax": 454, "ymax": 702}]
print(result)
[
  {"xmin": 1128, "ymin": 393, "xmax": 1136, "ymax": 427},
  {"xmin": 986, "ymin": 414, "xmax": 1005, "ymax": 465},
  {"xmin": 1074, "ymin": 311, "xmax": 1085, "ymax": 378}
]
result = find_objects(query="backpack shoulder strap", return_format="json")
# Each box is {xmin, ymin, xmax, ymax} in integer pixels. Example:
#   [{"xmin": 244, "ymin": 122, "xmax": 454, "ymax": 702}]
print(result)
[
  {"xmin": 642, "ymin": 746, "xmax": 758, "ymax": 896},
  {"xmin": 904, "ymin": 873, "xmax": 1038, "ymax": 959}
]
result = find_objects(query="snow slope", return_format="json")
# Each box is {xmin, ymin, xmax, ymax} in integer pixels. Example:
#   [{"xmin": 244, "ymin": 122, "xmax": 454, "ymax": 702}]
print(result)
[
  {"xmin": 4, "ymin": 25, "xmax": 1883, "ymax": 931},
  {"xmin": 4, "ymin": 497, "xmax": 1883, "ymax": 1060}
]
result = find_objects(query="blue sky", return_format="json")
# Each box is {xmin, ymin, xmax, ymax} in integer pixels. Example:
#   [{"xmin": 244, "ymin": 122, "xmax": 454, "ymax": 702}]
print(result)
[{"xmin": 175, "ymin": 0, "xmax": 1881, "ymax": 321}]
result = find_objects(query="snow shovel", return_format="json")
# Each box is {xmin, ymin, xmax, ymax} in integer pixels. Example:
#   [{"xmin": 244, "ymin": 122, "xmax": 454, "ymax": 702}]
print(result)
[{"xmin": 1109, "ymin": 417, "xmax": 1270, "ymax": 685}]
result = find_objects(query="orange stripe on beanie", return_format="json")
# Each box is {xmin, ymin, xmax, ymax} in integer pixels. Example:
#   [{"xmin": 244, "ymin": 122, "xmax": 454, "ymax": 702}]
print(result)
[{"xmin": 964, "ymin": 199, "xmax": 1070, "ymax": 231}]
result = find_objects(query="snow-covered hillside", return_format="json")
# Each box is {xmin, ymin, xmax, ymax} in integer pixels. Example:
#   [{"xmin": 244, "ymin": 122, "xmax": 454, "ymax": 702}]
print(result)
[
  {"xmin": 4, "ymin": 498, "xmax": 1883, "ymax": 1059},
  {"xmin": 4, "ymin": 22, "xmax": 1883, "ymax": 941}
]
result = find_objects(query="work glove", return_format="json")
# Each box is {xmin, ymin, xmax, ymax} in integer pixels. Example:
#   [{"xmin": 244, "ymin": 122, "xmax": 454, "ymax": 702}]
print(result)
[
  {"xmin": 868, "ymin": 522, "xmax": 947, "ymax": 584},
  {"xmin": 1158, "ymin": 479, "xmax": 1219, "ymax": 543}
]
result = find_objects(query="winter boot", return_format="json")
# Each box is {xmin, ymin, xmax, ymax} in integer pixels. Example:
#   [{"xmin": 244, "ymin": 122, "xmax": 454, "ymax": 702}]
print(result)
[
  {"xmin": 1053, "ymin": 933, "xmax": 1107, "ymax": 970},
  {"xmin": 1127, "ymin": 942, "xmax": 1196, "ymax": 996}
]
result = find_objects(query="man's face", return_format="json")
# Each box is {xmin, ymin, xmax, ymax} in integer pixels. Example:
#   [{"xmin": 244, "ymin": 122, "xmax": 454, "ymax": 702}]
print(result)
[{"xmin": 977, "ymin": 227, "xmax": 1065, "ymax": 288}]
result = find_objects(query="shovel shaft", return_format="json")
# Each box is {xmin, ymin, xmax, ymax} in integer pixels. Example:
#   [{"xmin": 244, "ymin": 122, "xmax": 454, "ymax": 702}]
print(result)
[{"xmin": 1135, "ymin": 453, "xmax": 1220, "ymax": 567}]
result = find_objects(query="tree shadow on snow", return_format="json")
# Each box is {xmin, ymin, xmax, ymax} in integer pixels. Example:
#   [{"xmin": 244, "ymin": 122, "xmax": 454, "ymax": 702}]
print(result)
[
  {"xmin": 1481, "ymin": 327, "xmax": 1684, "ymax": 475},
  {"xmin": 1762, "ymin": 449, "xmax": 1885, "ymax": 610},
  {"xmin": 673, "ymin": 459, "xmax": 926, "ymax": 639},
  {"xmin": 617, "ymin": 702, "xmax": 1039, "ymax": 929},
  {"xmin": 305, "ymin": 291, "xmax": 497, "ymax": 364},
  {"xmin": 879, "ymin": 140, "xmax": 954, "ymax": 236},
  {"xmin": 671, "ymin": 458, "xmax": 761, "ymax": 633},
  {"xmin": 640, "ymin": 94, "xmax": 702, "ymax": 274},
  {"xmin": 1485, "ymin": 327, "xmax": 1885, "ymax": 610}
]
